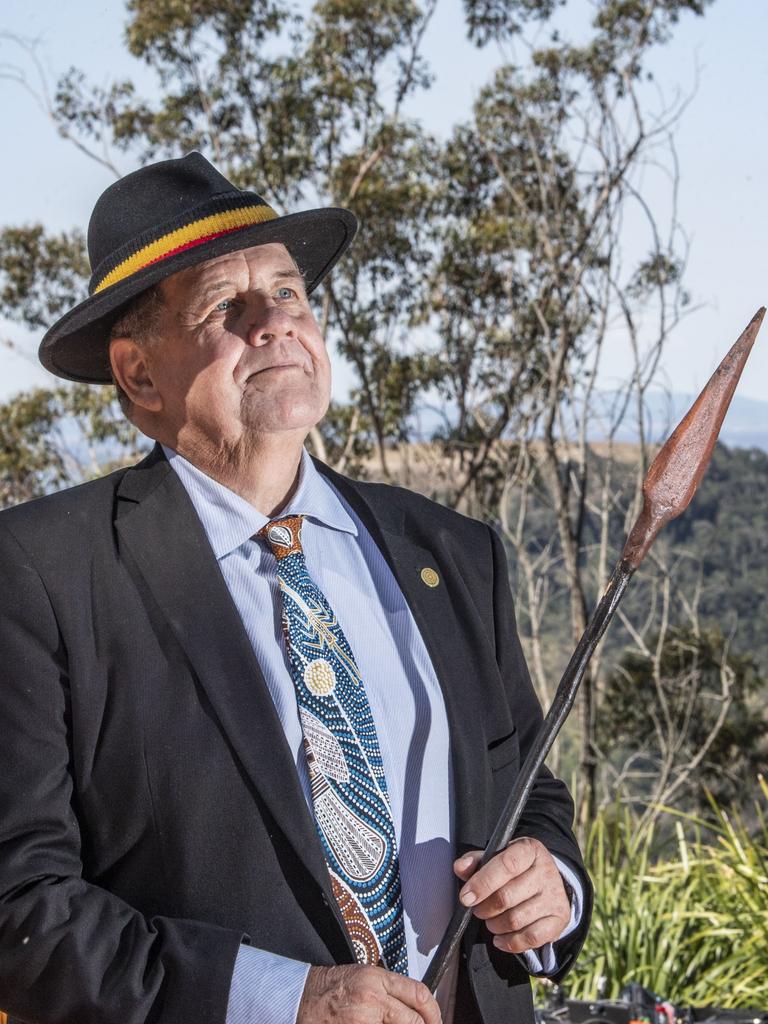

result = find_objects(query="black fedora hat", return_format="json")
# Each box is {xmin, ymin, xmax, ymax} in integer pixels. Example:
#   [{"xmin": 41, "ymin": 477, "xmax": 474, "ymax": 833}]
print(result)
[{"xmin": 39, "ymin": 152, "xmax": 358, "ymax": 384}]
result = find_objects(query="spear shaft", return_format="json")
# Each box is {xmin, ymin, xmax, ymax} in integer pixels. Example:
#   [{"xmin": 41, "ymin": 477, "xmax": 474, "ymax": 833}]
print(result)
[{"xmin": 423, "ymin": 307, "xmax": 765, "ymax": 994}]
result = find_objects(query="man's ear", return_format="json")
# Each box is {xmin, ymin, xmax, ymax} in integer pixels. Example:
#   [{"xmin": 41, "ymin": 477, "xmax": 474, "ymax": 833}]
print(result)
[{"xmin": 110, "ymin": 338, "xmax": 163, "ymax": 413}]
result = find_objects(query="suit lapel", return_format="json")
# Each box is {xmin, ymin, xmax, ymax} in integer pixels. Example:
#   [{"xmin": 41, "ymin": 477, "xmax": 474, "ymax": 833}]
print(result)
[
  {"xmin": 114, "ymin": 449, "xmax": 348, "ymax": 931},
  {"xmin": 318, "ymin": 464, "xmax": 489, "ymax": 854}
]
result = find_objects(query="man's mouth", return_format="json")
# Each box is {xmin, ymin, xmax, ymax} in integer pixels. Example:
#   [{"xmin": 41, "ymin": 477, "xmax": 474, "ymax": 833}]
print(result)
[{"xmin": 248, "ymin": 362, "xmax": 305, "ymax": 378}]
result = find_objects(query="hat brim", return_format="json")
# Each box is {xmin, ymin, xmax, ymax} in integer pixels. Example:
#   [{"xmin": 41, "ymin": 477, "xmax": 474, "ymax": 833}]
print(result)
[{"xmin": 38, "ymin": 207, "xmax": 357, "ymax": 384}]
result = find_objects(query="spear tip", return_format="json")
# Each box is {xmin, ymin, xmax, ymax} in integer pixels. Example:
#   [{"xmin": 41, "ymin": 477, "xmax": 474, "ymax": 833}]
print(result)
[{"xmin": 622, "ymin": 307, "xmax": 764, "ymax": 568}]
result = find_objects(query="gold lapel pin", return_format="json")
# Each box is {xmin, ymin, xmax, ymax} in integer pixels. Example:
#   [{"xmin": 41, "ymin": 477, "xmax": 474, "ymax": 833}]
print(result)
[{"xmin": 420, "ymin": 567, "xmax": 440, "ymax": 588}]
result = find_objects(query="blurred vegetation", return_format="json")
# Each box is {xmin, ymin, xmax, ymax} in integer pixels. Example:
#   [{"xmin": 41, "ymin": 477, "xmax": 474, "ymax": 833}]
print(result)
[
  {"xmin": 0, "ymin": 385, "xmax": 146, "ymax": 506},
  {"xmin": 545, "ymin": 780, "xmax": 768, "ymax": 1004}
]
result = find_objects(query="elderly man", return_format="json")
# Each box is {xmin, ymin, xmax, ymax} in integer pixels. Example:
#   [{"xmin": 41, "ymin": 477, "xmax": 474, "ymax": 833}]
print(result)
[{"xmin": 0, "ymin": 153, "xmax": 591, "ymax": 1024}]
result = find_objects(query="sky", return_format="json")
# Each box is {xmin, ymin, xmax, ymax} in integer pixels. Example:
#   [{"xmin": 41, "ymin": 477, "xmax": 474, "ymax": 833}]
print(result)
[{"xmin": 0, "ymin": 0, "xmax": 767, "ymax": 415}]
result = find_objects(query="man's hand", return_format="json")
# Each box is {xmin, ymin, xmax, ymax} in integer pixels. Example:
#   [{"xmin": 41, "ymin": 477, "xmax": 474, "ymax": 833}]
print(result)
[
  {"xmin": 454, "ymin": 837, "xmax": 571, "ymax": 954},
  {"xmin": 297, "ymin": 964, "xmax": 442, "ymax": 1024}
]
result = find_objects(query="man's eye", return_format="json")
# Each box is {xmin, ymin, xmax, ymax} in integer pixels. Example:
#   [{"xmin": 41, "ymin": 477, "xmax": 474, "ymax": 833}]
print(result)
[
  {"xmin": 215, "ymin": 298, "xmax": 234, "ymax": 312},
  {"xmin": 276, "ymin": 286, "xmax": 296, "ymax": 300}
]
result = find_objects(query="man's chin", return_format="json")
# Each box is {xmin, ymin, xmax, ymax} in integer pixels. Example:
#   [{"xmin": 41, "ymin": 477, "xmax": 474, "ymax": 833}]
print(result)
[
  {"xmin": 238, "ymin": 394, "xmax": 329, "ymax": 438},
  {"xmin": 226, "ymin": 420, "xmax": 319, "ymax": 454}
]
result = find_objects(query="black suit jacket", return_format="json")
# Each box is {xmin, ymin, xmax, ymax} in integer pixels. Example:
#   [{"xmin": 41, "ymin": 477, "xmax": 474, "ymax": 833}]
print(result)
[{"xmin": 0, "ymin": 446, "xmax": 591, "ymax": 1024}]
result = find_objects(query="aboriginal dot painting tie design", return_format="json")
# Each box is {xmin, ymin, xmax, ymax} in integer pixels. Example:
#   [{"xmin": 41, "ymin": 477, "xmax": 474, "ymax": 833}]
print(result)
[{"xmin": 259, "ymin": 515, "xmax": 409, "ymax": 975}]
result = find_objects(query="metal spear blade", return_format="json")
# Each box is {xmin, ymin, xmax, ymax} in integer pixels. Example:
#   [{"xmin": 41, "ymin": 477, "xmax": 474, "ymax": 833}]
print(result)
[{"xmin": 623, "ymin": 306, "xmax": 765, "ymax": 567}]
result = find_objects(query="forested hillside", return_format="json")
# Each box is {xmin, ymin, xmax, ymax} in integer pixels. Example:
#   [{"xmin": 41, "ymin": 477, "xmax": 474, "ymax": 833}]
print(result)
[
  {"xmin": 499, "ymin": 441, "xmax": 768, "ymax": 816},
  {"xmin": 665, "ymin": 444, "xmax": 768, "ymax": 670},
  {"xmin": 502, "ymin": 443, "xmax": 768, "ymax": 672}
]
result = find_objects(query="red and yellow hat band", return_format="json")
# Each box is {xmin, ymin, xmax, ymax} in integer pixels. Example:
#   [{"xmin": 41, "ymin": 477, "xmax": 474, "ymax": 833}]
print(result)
[{"xmin": 92, "ymin": 203, "xmax": 279, "ymax": 294}]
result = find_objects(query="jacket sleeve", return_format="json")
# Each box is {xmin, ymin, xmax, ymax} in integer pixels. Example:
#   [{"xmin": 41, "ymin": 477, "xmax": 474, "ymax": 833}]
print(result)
[
  {"xmin": 0, "ymin": 525, "xmax": 244, "ymax": 1024},
  {"xmin": 487, "ymin": 522, "xmax": 593, "ymax": 983}
]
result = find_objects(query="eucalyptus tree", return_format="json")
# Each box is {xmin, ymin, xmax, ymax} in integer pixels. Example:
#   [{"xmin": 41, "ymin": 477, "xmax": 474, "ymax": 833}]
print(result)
[{"xmin": 417, "ymin": 0, "xmax": 711, "ymax": 821}]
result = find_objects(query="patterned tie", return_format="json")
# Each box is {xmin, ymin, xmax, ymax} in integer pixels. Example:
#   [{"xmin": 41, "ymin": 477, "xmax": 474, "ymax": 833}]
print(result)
[{"xmin": 259, "ymin": 515, "xmax": 409, "ymax": 975}]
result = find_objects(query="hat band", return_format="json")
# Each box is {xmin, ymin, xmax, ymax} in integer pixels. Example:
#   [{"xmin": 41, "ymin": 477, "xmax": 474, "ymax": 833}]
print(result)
[{"xmin": 92, "ymin": 203, "xmax": 279, "ymax": 294}]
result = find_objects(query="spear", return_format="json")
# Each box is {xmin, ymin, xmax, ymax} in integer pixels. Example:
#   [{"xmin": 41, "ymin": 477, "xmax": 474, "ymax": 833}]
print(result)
[{"xmin": 423, "ymin": 307, "xmax": 765, "ymax": 994}]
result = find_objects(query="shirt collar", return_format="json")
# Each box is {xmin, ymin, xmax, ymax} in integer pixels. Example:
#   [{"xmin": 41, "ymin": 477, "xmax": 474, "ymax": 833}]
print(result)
[{"xmin": 163, "ymin": 445, "xmax": 358, "ymax": 560}]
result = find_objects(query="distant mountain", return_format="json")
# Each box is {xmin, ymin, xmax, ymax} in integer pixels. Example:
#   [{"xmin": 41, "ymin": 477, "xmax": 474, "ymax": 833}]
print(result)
[
  {"xmin": 411, "ymin": 392, "xmax": 768, "ymax": 451},
  {"xmin": 587, "ymin": 391, "xmax": 768, "ymax": 451}
]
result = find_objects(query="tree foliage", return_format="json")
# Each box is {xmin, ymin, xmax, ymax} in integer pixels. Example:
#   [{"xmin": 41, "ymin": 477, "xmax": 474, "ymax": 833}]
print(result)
[
  {"xmin": 600, "ymin": 624, "xmax": 768, "ymax": 814},
  {"xmin": 0, "ymin": 225, "xmax": 88, "ymax": 330},
  {"xmin": 0, "ymin": 385, "xmax": 146, "ymax": 507}
]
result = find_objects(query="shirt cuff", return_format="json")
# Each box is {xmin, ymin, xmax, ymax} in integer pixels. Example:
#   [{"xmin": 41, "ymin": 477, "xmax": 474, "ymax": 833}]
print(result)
[
  {"xmin": 226, "ymin": 944, "xmax": 311, "ymax": 1024},
  {"xmin": 517, "ymin": 854, "xmax": 585, "ymax": 976}
]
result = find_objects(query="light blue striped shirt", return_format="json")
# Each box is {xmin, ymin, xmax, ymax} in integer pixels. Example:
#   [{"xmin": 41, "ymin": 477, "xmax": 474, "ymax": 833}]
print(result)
[{"xmin": 164, "ymin": 447, "xmax": 582, "ymax": 1024}]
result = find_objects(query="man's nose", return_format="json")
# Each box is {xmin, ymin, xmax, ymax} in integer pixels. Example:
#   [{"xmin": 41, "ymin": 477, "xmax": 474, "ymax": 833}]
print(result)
[{"xmin": 246, "ymin": 300, "xmax": 294, "ymax": 345}]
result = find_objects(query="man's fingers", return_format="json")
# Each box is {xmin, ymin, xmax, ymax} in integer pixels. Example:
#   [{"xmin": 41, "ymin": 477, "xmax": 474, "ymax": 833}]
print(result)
[
  {"xmin": 298, "ymin": 964, "xmax": 441, "ymax": 1024},
  {"xmin": 455, "ymin": 839, "xmax": 571, "ymax": 955},
  {"xmin": 453, "ymin": 849, "xmax": 483, "ymax": 882},
  {"xmin": 382, "ymin": 972, "xmax": 442, "ymax": 1024},
  {"xmin": 481, "ymin": 891, "xmax": 568, "ymax": 937},
  {"xmin": 381, "ymin": 998, "xmax": 436, "ymax": 1024},
  {"xmin": 459, "ymin": 837, "xmax": 537, "ymax": 908},
  {"xmin": 490, "ymin": 914, "xmax": 567, "ymax": 954},
  {"xmin": 469, "ymin": 866, "xmax": 541, "ymax": 921}
]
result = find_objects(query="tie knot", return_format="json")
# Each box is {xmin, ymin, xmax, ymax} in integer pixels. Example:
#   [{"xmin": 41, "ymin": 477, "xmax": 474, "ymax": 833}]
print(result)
[{"xmin": 259, "ymin": 514, "xmax": 305, "ymax": 560}]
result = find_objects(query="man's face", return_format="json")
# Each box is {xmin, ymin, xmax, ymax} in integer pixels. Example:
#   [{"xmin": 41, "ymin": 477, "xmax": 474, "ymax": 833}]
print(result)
[{"xmin": 140, "ymin": 242, "xmax": 331, "ymax": 453}]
